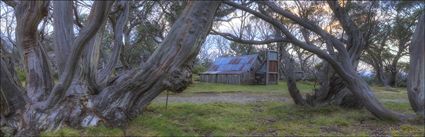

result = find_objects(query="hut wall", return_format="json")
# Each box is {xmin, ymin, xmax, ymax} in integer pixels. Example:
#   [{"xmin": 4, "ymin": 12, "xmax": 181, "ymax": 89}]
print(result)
[
  {"xmin": 217, "ymin": 74, "xmax": 241, "ymax": 84},
  {"xmin": 201, "ymin": 74, "xmax": 243, "ymax": 84},
  {"xmin": 200, "ymin": 74, "xmax": 217, "ymax": 83},
  {"xmin": 240, "ymin": 71, "xmax": 256, "ymax": 84}
]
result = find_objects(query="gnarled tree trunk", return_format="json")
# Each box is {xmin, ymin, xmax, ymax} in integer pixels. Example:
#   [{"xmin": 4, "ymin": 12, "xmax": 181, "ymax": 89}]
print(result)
[
  {"xmin": 280, "ymin": 45, "xmax": 307, "ymax": 106},
  {"xmin": 408, "ymin": 13, "xmax": 425, "ymax": 116},
  {"xmin": 1, "ymin": 1, "xmax": 220, "ymax": 136},
  {"xmin": 14, "ymin": 1, "xmax": 53, "ymax": 102},
  {"xmin": 304, "ymin": 0, "xmax": 366, "ymax": 108},
  {"xmin": 226, "ymin": 1, "xmax": 410, "ymax": 120},
  {"xmin": 306, "ymin": 63, "xmax": 362, "ymax": 108}
]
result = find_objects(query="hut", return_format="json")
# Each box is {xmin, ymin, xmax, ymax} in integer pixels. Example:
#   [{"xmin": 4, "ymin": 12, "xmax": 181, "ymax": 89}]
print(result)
[{"xmin": 200, "ymin": 51, "xmax": 279, "ymax": 85}]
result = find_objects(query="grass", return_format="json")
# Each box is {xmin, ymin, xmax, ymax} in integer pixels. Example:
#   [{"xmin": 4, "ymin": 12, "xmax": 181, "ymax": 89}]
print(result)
[
  {"xmin": 184, "ymin": 80, "xmax": 315, "ymax": 94},
  {"xmin": 42, "ymin": 81, "xmax": 424, "ymax": 136}
]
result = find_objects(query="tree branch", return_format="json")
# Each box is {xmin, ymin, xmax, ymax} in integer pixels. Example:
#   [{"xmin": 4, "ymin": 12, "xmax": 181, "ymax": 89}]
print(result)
[
  {"xmin": 93, "ymin": 1, "xmax": 221, "ymax": 110},
  {"xmin": 2, "ymin": 0, "xmax": 18, "ymax": 7},
  {"xmin": 210, "ymin": 30, "xmax": 289, "ymax": 44},
  {"xmin": 73, "ymin": 1, "xmax": 84, "ymax": 28},
  {"xmin": 0, "ymin": 58, "xmax": 28, "ymax": 115},
  {"xmin": 52, "ymin": 1, "xmax": 75, "ymax": 76},
  {"xmin": 14, "ymin": 1, "xmax": 54, "ymax": 102},
  {"xmin": 262, "ymin": 1, "xmax": 348, "ymax": 57},
  {"xmin": 44, "ymin": 1, "xmax": 114, "ymax": 109},
  {"xmin": 97, "ymin": 1, "xmax": 130, "ymax": 88},
  {"xmin": 224, "ymin": 1, "xmax": 351, "ymax": 79},
  {"xmin": 326, "ymin": 0, "xmax": 359, "ymax": 35}
]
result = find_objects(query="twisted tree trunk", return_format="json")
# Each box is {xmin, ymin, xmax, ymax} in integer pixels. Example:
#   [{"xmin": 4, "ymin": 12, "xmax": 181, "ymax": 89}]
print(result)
[
  {"xmin": 1, "ymin": 1, "xmax": 220, "ymax": 136},
  {"xmin": 227, "ymin": 1, "xmax": 410, "ymax": 120},
  {"xmin": 280, "ymin": 45, "xmax": 307, "ymax": 106},
  {"xmin": 305, "ymin": 1, "xmax": 366, "ymax": 108},
  {"xmin": 408, "ymin": 13, "xmax": 425, "ymax": 116},
  {"xmin": 274, "ymin": 28, "xmax": 307, "ymax": 105},
  {"xmin": 14, "ymin": 1, "xmax": 53, "ymax": 103},
  {"xmin": 264, "ymin": 1, "xmax": 364, "ymax": 108},
  {"xmin": 96, "ymin": 1, "xmax": 130, "ymax": 87}
]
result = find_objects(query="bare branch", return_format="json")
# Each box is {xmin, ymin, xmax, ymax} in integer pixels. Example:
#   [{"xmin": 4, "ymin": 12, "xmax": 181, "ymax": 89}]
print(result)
[
  {"xmin": 210, "ymin": 30, "xmax": 289, "ymax": 44},
  {"xmin": 2, "ymin": 0, "xmax": 18, "ymax": 7},
  {"xmin": 97, "ymin": 1, "xmax": 130, "ymax": 88},
  {"xmin": 326, "ymin": 0, "xmax": 359, "ymax": 35},
  {"xmin": 44, "ymin": 1, "xmax": 114, "ymax": 109},
  {"xmin": 73, "ymin": 1, "xmax": 84, "ymax": 28},
  {"xmin": 261, "ymin": 1, "xmax": 348, "ymax": 57},
  {"xmin": 224, "ymin": 1, "xmax": 349, "ymax": 79}
]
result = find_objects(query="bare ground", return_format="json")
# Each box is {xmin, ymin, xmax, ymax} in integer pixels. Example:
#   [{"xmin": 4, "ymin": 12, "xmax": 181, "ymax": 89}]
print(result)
[{"xmin": 153, "ymin": 92, "xmax": 289, "ymax": 104}]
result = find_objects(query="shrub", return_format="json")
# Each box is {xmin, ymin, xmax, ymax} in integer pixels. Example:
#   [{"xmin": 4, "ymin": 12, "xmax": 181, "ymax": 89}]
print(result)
[
  {"xmin": 16, "ymin": 68, "xmax": 26, "ymax": 82},
  {"xmin": 192, "ymin": 65, "xmax": 208, "ymax": 74}
]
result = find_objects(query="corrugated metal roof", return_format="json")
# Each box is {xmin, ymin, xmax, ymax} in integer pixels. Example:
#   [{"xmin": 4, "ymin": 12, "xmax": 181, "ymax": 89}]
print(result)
[{"xmin": 201, "ymin": 54, "xmax": 259, "ymax": 74}]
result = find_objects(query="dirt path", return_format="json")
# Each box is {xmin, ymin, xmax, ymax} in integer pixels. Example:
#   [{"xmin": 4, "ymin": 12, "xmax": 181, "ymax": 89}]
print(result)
[{"xmin": 153, "ymin": 92, "xmax": 289, "ymax": 104}]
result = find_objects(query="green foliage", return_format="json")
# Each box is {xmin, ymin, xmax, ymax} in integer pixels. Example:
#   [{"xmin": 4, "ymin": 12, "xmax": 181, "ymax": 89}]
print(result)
[
  {"xmin": 229, "ymin": 41, "xmax": 257, "ymax": 56},
  {"xmin": 40, "ymin": 127, "xmax": 80, "ymax": 137},
  {"xmin": 192, "ymin": 65, "xmax": 207, "ymax": 75},
  {"xmin": 120, "ymin": 22, "xmax": 161, "ymax": 67},
  {"xmin": 390, "ymin": 124, "xmax": 425, "ymax": 136},
  {"xmin": 16, "ymin": 68, "xmax": 26, "ymax": 82},
  {"xmin": 41, "ymin": 125, "xmax": 123, "ymax": 137},
  {"xmin": 83, "ymin": 125, "xmax": 124, "ymax": 136},
  {"xmin": 165, "ymin": 1, "xmax": 187, "ymax": 24}
]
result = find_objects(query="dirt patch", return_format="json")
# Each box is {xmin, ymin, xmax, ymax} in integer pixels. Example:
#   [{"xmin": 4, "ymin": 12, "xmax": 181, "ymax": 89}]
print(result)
[{"xmin": 153, "ymin": 92, "xmax": 289, "ymax": 104}]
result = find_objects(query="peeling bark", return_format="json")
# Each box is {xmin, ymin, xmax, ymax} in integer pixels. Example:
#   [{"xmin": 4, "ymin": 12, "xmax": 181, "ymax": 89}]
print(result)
[
  {"xmin": 14, "ymin": 1, "xmax": 53, "ymax": 102},
  {"xmin": 164, "ymin": 61, "xmax": 194, "ymax": 93},
  {"xmin": 80, "ymin": 22, "xmax": 107, "ymax": 94},
  {"xmin": 93, "ymin": 1, "xmax": 220, "ymax": 118},
  {"xmin": 44, "ymin": 1, "xmax": 114, "ymax": 108}
]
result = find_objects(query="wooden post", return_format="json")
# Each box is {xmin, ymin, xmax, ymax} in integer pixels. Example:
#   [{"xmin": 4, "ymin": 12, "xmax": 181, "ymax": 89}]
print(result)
[
  {"xmin": 274, "ymin": 51, "xmax": 278, "ymax": 84},
  {"xmin": 165, "ymin": 90, "xmax": 169, "ymax": 109},
  {"xmin": 265, "ymin": 51, "xmax": 269, "ymax": 85}
]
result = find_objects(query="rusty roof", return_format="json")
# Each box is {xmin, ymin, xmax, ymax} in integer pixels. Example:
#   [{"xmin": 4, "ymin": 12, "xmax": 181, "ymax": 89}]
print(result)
[{"xmin": 201, "ymin": 54, "xmax": 259, "ymax": 74}]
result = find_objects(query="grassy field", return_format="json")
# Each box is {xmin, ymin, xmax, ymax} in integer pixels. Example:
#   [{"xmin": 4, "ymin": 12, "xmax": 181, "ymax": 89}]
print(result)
[
  {"xmin": 184, "ymin": 80, "xmax": 315, "ymax": 94},
  {"xmin": 42, "ymin": 81, "xmax": 424, "ymax": 136}
]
